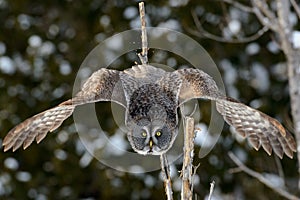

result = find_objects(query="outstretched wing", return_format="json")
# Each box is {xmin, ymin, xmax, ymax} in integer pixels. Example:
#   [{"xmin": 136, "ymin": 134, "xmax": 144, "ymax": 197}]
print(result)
[
  {"xmin": 3, "ymin": 68, "xmax": 125, "ymax": 152},
  {"xmin": 216, "ymin": 98, "xmax": 296, "ymax": 159},
  {"xmin": 174, "ymin": 68, "xmax": 222, "ymax": 104},
  {"xmin": 2, "ymin": 100, "xmax": 75, "ymax": 152},
  {"xmin": 174, "ymin": 68, "xmax": 296, "ymax": 159}
]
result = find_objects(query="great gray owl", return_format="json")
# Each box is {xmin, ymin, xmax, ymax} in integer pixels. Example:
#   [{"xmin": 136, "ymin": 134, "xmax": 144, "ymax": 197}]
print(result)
[{"xmin": 2, "ymin": 64, "xmax": 297, "ymax": 158}]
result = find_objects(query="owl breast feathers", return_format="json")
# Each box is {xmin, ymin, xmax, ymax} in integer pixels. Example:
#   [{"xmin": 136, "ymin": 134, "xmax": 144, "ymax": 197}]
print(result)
[{"xmin": 2, "ymin": 64, "xmax": 297, "ymax": 158}]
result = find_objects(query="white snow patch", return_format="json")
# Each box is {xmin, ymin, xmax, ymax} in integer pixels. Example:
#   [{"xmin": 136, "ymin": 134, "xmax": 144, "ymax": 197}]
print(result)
[
  {"xmin": 158, "ymin": 19, "xmax": 181, "ymax": 31},
  {"xmin": 4, "ymin": 157, "xmax": 19, "ymax": 170},
  {"xmin": 251, "ymin": 63, "xmax": 270, "ymax": 93},
  {"xmin": 292, "ymin": 31, "xmax": 300, "ymax": 49},
  {"xmin": 28, "ymin": 35, "xmax": 42, "ymax": 47},
  {"xmin": 0, "ymin": 56, "xmax": 15, "ymax": 74},
  {"xmin": 16, "ymin": 171, "xmax": 31, "ymax": 182},
  {"xmin": 39, "ymin": 41, "xmax": 55, "ymax": 56},
  {"xmin": 169, "ymin": 0, "xmax": 189, "ymax": 7},
  {"xmin": 220, "ymin": 59, "xmax": 237, "ymax": 85},
  {"xmin": 289, "ymin": 13, "xmax": 298, "ymax": 26},
  {"xmin": 99, "ymin": 15, "xmax": 110, "ymax": 27},
  {"xmin": 123, "ymin": 6, "xmax": 138, "ymax": 19},
  {"xmin": 267, "ymin": 40, "xmax": 280, "ymax": 54},
  {"xmin": 59, "ymin": 61, "xmax": 72, "ymax": 75},
  {"xmin": 228, "ymin": 19, "xmax": 241, "ymax": 34},
  {"xmin": 246, "ymin": 43, "xmax": 260, "ymax": 55}
]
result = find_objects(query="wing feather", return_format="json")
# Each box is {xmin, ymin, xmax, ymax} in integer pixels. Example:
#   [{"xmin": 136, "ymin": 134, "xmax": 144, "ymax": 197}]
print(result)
[
  {"xmin": 3, "ymin": 68, "xmax": 124, "ymax": 152},
  {"xmin": 174, "ymin": 68, "xmax": 221, "ymax": 104},
  {"xmin": 216, "ymin": 98, "xmax": 296, "ymax": 159},
  {"xmin": 174, "ymin": 68, "xmax": 296, "ymax": 159}
]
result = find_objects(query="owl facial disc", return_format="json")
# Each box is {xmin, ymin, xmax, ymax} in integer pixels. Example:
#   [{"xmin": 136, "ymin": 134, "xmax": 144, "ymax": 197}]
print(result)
[{"xmin": 127, "ymin": 118, "xmax": 177, "ymax": 155}]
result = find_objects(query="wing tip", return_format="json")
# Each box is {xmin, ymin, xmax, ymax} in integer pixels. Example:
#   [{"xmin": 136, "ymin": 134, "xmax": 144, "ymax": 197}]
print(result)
[
  {"xmin": 277, "ymin": 153, "xmax": 284, "ymax": 159},
  {"xmin": 286, "ymin": 153, "xmax": 293, "ymax": 159},
  {"xmin": 12, "ymin": 146, "xmax": 17, "ymax": 152},
  {"xmin": 2, "ymin": 132, "xmax": 14, "ymax": 146},
  {"xmin": 284, "ymin": 148, "xmax": 295, "ymax": 159},
  {"xmin": 2, "ymin": 138, "xmax": 9, "ymax": 146},
  {"xmin": 263, "ymin": 147, "xmax": 272, "ymax": 156},
  {"xmin": 23, "ymin": 143, "xmax": 31, "ymax": 150},
  {"xmin": 3, "ymin": 141, "xmax": 13, "ymax": 152},
  {"xmin": 253, "ymin": 145, "xmax": 260, "ymax": 151},
  {"xmin": 3, "ymin": 145, "xmax": 9, "ymax": 152}
]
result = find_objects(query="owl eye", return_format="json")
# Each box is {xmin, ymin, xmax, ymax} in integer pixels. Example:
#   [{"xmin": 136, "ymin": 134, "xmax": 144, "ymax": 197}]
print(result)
[
  {"xmin": 141, "ymin": 132, "xmax": 147, "ymax": 138},
  {"xmin": 155, "ymin": 131, "xmax": 162, "ymax": 137}
]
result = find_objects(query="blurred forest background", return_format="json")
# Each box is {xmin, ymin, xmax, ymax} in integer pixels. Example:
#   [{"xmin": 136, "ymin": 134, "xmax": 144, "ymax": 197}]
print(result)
[{"xmin": 0, "ymin": 0, "xmax": 299, "ymax": 199}]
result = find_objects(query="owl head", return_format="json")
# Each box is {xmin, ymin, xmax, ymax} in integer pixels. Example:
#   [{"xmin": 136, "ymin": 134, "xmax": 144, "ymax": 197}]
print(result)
[{"xmin": 127, "ymin": 118, "xmax": 178, "ymax": 155}]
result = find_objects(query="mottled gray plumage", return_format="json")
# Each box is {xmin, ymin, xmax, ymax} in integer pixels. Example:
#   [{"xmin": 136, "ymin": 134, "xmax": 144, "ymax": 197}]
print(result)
[{"xmin": 2, "ymin": 64, "xmax": 297, "ymax": 158}]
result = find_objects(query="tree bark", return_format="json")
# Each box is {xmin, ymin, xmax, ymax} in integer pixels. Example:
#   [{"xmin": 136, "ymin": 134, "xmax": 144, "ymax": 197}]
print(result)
[
  {"xmin": 276, "ymin": 0, "xmax": 300, "ymax": 186},
  {"xmin": 286, "ymin": 48, "xmax": 300, "ymax": 181},
  {"xmin": 181, "ymin": 116, "xmax": 195, "ymax": 200}
]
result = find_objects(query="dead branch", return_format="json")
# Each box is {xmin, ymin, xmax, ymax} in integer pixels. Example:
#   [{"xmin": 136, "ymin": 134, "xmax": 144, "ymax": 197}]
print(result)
[
  {"xmin": 252, "ymin": 0, "xmax": 277, "ymax": 24},
  {"xmin": 222, "ymin": 0, "xmax": 278, "ymax": 31},
  {"xmin": 275, "ymin": 0, "xmax": 300, "ymax": 189},
  {"xmin": 251, "ymin": 0, "xmax": 279, "ymax": 31},
  {"xmin": 228, "ymin": 152, "xmax": 300, "ymax": 200},
  {"xmin": 138, "ymin": 2, "xmax": 148, "ymax": 64},
  {"xmin": 189, "ymin": 8, "xmax": 269, "ymax": 43},
  {"xmin": 290, "ymin": 0, "xmax": 300, "ymax": 19},
  {"xmin": 181, "ymin": 116, "xmax": 195, "ymax": 200},
  {"xmin": 160, "ymin": 154, "xmax": 173, "ymax": 200},
  {"xmin": 208, "ymin": 180, "xmax": 215, "ymax": 200},
  {"xmin": 274, "ymin": 155, "xmax": 285, "ymax": 182},
  {"xmin": 220, "ymin": 0, "xmax": 253, "ymax": 12}
]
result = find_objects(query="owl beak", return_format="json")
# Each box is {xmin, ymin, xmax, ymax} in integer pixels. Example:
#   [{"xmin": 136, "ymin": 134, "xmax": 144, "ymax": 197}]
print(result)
[{"xmin": 149, "ymin": 139, "xmax": 153, "ymax": 149}]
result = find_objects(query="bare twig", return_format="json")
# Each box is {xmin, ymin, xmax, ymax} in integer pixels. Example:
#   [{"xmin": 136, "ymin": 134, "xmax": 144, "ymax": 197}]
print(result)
[
  {"xmin": 252, "ymin": 0, "xmax": 277, "ymax": 22},
  {"xmin": 191, "ymin": 163, "xmax": 201, "ymax": 192},
  {"xmin": 220, "ymin": 0, "xmax": 253, "ymax": 12},
  {"xmin": 251, "ymin": 0, "xmax": 279, "ymax": 31},
  {"xmin": 222, "ymin": 0, "xmax": 277, "ymax": 32},
  {"xmin": 276, "ymin": 0, "xmax": 292, "ymax": 51},
  {"xmin": 228, "ymin": 152, "xmax": 300, "ymax": 200},
  {"xmin": 208, "ymin": 180, "xmax": 215, "ymax": 200},
  {"xmin": 181, "ymin": 116, "xmax": 195, "ymax": 200},
  {"xmin": 160, "ymin": 154, "xmax": 173, "ymax": 200},
  {"xmin": 220, "ymin": 0, "xmax": 230, "ymax": 27},
  {"xmin": 189, "ymin": 9, "xmax": 269, "ymax": 43},
  {"xmin": 138, "ymin": 2, "xmax": 148, "ymax": 64},
  {"xmin": 274, "ymin": 155, "xmax": 285, "ymax": 182},
  {"xmin": 290, "ymin": 0, "xmax": 300, "ymax": 19}
]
